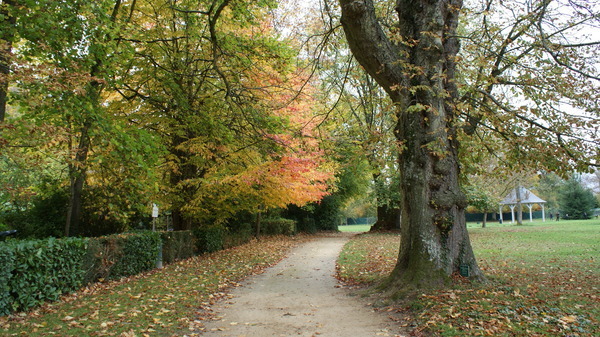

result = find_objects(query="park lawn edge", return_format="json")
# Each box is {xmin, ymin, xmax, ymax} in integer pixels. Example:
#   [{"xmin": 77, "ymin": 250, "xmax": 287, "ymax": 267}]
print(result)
[{"xmin": 336, "ymin": 220, "xmax": 599, "ymax": 337}]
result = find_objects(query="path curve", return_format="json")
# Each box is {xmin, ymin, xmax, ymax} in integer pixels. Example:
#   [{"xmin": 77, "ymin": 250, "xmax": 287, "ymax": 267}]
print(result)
[{"xmin": 198, "ymin": 233, "xmax": 401, "ymax": 337}]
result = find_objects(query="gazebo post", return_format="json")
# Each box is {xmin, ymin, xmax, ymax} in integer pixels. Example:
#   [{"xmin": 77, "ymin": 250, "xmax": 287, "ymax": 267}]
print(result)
[
  {"xmin": 542, "ymin": 204, "xmax": 545, "ymax": 222},
  {"xmin": 526, "ymin": 204, "xmax": 533, "ymax": 222},
  {"xmin": 509, "ymin": 205, "xmax": 516, "ymax": 223}
]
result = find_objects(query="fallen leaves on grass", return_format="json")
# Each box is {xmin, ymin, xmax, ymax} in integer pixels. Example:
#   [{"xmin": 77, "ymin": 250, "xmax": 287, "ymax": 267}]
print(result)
[
  {"xmin": 0, "ymin": 235, "xmax": 310, "ymax": 336},
  {"xmin": 336, "ymin": 230, "xmax": 599, "ymax": 337}
]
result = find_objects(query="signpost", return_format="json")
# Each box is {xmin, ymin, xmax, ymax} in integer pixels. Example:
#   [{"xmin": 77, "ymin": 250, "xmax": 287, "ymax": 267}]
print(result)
[{"xmin": 152, "ymin": 204, "xmax": 162, "ymax": 269}]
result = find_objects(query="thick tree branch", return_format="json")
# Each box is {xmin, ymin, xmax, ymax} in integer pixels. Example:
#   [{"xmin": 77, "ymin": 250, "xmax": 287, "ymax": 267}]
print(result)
[{"xmin": 338, "ymin": 0, "xmax": 404, "ymax": 100}]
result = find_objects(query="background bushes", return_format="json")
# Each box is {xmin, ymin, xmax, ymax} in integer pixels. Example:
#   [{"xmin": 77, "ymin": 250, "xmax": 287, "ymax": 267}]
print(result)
[
  {"xmin": 261, "ymin": 218, "xmax": 296, "ymax": 236},
  {"xmin": 161, "ymin": 230, "xmax": 195, "ymax": 264},
  {"xmin": 223, "ymin": 222, "xmax": 253, "ymax": 249},
  {"xmin": 193, "ymin": 226, "xmax": 225, "ymax": 253}
]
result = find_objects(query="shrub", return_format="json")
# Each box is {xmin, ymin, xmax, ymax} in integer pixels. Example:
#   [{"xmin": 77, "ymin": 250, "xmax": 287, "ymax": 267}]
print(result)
[
  {"xmin": 0, "ymin": 245, "xmax": 15, "ymax": 316},
  {"xmin": 160, "ymin": 230, "xmax": 195, "ymax": 264},
  {"xmin": 296, "ymin": 217, "xmax": 317, "ymax": 234},
  {"xmin": 193, "ymin": 226, "xmax": 224, "ymax": 253},
  {"xmin": 83, "ymin": 232, "xmax": 161, "ymax": 283},
  {"xmin": 224, "ymin": 222, "xmax": 253, "ymax": 249},
  {"xmin": 4, "ymin": 238, "xmax": 88, "ymax": 313},
  {"xmin": 261, "ymin": 218, "xmax": 296, "ymax": 236}
]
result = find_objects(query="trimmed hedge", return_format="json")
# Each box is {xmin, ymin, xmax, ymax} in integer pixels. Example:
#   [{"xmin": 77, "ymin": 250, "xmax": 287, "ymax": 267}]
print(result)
[
  {"xmin": 161, "ymin": 230, "xmax": 195, "ymax": 264},
  {"xmin": 262, "ymin": 218, "xmax": 297, "ymax": 236},
  {"xmin": 2, "ymin": 238, "xmax": 88, "ymax": 314},
  {"xmin": 193, "ymin": 226, "xmax": 224, "ymax": 253},
  {"xmin": 83, "ymin": 231, "xmax": 161, "ymax": 283}
]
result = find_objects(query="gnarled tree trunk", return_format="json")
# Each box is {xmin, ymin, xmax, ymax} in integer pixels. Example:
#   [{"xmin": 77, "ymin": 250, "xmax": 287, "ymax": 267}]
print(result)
[{"xmin": 339, "ymin": 0, "xmax": 483, "ymax": 287}]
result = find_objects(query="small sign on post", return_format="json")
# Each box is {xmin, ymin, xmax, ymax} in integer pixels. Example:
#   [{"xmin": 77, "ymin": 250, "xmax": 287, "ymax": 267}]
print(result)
[{"xmin": 152, "ymin": 204, "xmax": 159, "ymax": 232}]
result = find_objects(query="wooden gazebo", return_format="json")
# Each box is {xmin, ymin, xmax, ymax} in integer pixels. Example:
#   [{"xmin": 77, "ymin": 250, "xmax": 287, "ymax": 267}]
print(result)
[{"xmin": 499, "ymin": 187, "xmax": 546, "ymax": 223}]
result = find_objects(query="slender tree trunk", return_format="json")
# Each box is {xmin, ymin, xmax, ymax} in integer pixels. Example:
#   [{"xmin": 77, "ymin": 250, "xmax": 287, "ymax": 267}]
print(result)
[
  {"xmin": 0, "ymin": 0, "xmax": 17, "ymax": 122},
  {"xmin": 515, "ymin": 184, "xmax": 523, "ymax": 225},
  {"xmin": 65, "ymin": 119, "xmax": 92, "ymax": 236},
  {"xmin": 482, "ymin": 212, "xmax": 487, "ymax": 228},
  {"xmin": 64, "ymin": 0, "xmax": 123, "ymax": 236},
  {"xmin": 339, "ymin": 0, "xmax": 483, "ymax": 287}
]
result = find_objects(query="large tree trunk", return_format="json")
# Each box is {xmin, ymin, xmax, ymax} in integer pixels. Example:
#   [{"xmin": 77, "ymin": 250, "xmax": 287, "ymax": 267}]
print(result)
[
  {"xmin": 370, "ymin": 204, "xmax": 401, "ymax": 231},
  {"xmin": 339, "ymin": 0, "xmax": 483, "ymax": 287}
]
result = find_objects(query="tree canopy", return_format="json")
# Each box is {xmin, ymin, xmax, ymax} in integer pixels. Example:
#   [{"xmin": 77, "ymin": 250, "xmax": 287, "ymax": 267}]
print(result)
[{"xmin": 0, "ymin": 0, "xmax": 598, "ymax": 291}]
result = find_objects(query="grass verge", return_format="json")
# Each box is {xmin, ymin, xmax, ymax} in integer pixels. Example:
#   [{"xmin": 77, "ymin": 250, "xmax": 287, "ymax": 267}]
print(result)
[
  {"xmin": 336, "ymin": 220, "xmax": 599, "ymax": 336},
  {"xmin": 0, "ymin": 235, "xmax": 308, "ymax": 337},
  {"xmin": 338, "ymin": 224, "xmax": 372, "ymax": 232}
]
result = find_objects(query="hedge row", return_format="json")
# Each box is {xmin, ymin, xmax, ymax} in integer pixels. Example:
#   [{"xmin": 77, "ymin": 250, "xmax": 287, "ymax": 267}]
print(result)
[
  {"xmin": 1, "ymin": 238, "xmax": 87, "ymax": 315},
  {"xmin": 262, "ymin": 218, "xmax": 297, "ymax": 236},
  {"xmin": 161, "ymin": 230, "xmax": 195, "ymax": 264},
  {"xmin": 0, "ymin": 223, "xmax": 297, "ymax": 316},
  {"xmin": 1, "ymin": 232, "xmax": 163, "ymax": 316},
  {"xmin": 83, "ymin": 232, "xmax": 161, "ymax": 283}
]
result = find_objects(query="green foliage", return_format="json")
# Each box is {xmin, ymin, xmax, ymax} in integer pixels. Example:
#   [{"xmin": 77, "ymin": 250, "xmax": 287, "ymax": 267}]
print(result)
[
  {"xmin": 0, "ymin": 185, "xmax": 68, "ymax": 239},
  {"xmin": 296, "ymin": 217, "xmax": 317, "ymax": 234},
  {"xmin": 558, "ymin": 178, "xmax": 597, "ymax": 219},
  {"xmin": 160, "ymin": 230, "xmax": 195, "ymax": 264},
  {"xmin": 0, "ymin": 245, "xmax": 15, "ymax": 316},
  {"xmin": 464, "ymin": 184, "xmax": 496, "ymax": 212},
  {"xmin": 193, "ymin": 226, "xmax": 225, "ymax": 254},
  {"xmin": 83, "ymin": 232, "xmax": 161, "ymax": 283},
  {"xmin": 261, "ymin": 218, "xmax": 296, "ymax": 236},
  {"xmin": 2, "ymin": 237, "xmax": 88, "ymax": 314}
]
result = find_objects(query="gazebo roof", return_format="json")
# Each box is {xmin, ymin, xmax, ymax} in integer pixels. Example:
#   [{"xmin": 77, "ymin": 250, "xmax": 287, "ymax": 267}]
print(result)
[{"xmin": 500, "ymin": 187, "xmax": 546, "ymax": 205}]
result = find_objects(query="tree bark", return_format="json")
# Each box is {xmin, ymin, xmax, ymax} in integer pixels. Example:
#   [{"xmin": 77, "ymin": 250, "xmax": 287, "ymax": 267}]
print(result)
[
  {"xmin": 65, "ymin": 120, "xmax": 92, "ymax": 237},
  {"xmin": 515, "ymin": 184, "xmax": 523, "ymax": 225},
  {"xmin": 370, "ymin": 204, "xmax": 401, "ymax": 231},
  {"xmin": 0, "ymin": 0, "xmax": 17, "ymax": 123},
  {"xmin": 339, "ymin": 0, "xmax": 483, "ymax": 287}
]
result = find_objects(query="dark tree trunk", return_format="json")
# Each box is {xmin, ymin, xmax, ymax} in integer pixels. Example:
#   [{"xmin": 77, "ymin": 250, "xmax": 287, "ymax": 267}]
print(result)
[
  {"xmin": 65, "ymin": 120, "xmax": 92, "ymax": 237},
  {"xmin": 0, "ymin": 0, "xmax": 17, "ymax": 122},
  {"xmin": 339, "ymin": 0, "xmax": 483, "ymax": 287},
  {"xmin": 482, "ymin": 212, "xmax": 487, "ymax": 228},
  {"xmin": 169, "ymin": 134, "xmax": 203, "ymax": 231},
  {"xmin": 64, "ymin": 0, "xmax": 123, "ymax": 236},
  {"xmin": 370, "ymin": 204, "xmax": 401, "ymax": 231}
]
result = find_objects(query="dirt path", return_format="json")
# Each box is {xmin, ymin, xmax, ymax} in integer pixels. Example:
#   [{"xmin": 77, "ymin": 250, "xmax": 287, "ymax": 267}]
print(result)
[{"xmin": 198, "ymin": 233, "xmax": 402, "ymax": 337}]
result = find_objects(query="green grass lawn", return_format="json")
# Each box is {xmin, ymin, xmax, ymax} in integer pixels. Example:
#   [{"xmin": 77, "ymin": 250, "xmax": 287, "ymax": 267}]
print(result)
[
  {"xmin": 337, "ymin": 219, "xmax": 600, "ymax": 337},
  {"xmin": 338, "ymin": 224, "xmax": 372, "ymax": 232}
]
